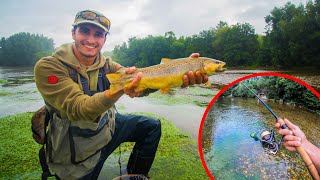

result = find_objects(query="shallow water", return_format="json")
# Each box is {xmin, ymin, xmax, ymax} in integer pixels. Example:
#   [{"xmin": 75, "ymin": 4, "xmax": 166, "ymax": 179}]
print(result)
[
  {"xmin": 202, "ymin": 97, "xmax": 320, "ymax": 179},
  {"xmin": 1, "ymin": 66, "xmax": 319, "ymax": 138},
  {"xmin": 116, "ymin": 95, "xmax": 206, "ymax": 138},
  {"xmin": 0, "ymin": 67, "xmax": 43, "ymax": 117}
]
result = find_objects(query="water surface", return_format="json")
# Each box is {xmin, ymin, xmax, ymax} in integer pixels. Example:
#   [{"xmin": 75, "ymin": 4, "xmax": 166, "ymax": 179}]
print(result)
[{"xmin": 202, "ymin": 97, "xmax": 320, "ymax": 179}]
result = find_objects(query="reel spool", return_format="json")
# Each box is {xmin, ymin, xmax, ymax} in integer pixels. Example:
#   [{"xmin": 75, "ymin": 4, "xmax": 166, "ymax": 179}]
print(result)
[{"xmin": 250, "ymin": 130, "xmax": 279, "ymax": 155}]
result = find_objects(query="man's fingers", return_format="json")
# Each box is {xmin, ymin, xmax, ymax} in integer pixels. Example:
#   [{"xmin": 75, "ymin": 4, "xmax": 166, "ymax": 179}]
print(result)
[
  {"xmin": 190, "ymin": 53, "xmax": 200, "ymax": 58},
  {"xmin": 203, "ymin": 75, "xmax": 208, "ymax": 83},
  {"xmin": 129, "ymin": 72, "xmax": 142, "ymax": 88},
  {"xmin": 283, "ymin": 140, "xmax": 301, "ymax": 147},
  {"xmin": 195, "ymin": 71, "xmax": 203, "ymax": 84},
  {"xmin": 283, "ymin": 118, "xmax": 296, "ymax": 130},
  {"xmin": 125, "ymin": 66, "xmax": 137, "ymax": 74},
  {"xmin": 274, "ymin": 122, "xmax": 281, "ymax": 129},
  {"xmin": 282, "ymin": 133, "xmax": 301, "ymax": 142},
  {"xmin": 282, "ymin": 142, "xmax": 298, "ymax": 151},
  {"xmin": 188, "ymin": 71, "xmax": 196, "ymax": 85},
  {"xmin": 182, "ymin": 75, "xmax": 188, "ymax": 87},
  {"xmin": 279, "ymin": 129, "xmax": 294, "ymax": 136}
]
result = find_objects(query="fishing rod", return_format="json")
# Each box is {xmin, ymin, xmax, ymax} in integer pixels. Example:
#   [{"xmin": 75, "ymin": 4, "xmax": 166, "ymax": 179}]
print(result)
[
  {"xmin": 242, "ymin": 82, "xmax": 319, "ymax": 180},
  {"xmin": 243, "ymin": 83, "xmax": 279, "ymax": 120}
]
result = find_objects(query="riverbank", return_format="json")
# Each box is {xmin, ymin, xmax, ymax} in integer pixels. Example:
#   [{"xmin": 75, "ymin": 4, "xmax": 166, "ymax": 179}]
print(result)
[{"xmin": 0, "ymin": 112, "xmax": 208, "ymax": 179}]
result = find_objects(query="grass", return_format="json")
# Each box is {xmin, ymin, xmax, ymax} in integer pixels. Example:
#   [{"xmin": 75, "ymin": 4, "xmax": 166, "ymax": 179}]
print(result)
[
  {"xmin": 0, "ymin": 79, "xmax": 9, "ymax": 84},
  {"xmin": 0, "ymin": 91, "xmax": 14, "ymax": 96},
  {"xmin": 0, "ymin": 112, "xmax": 208, "ymax": 180},
  {"xmin": 0, "ymin": 113, "xmax": 42, "ymax": 179}
]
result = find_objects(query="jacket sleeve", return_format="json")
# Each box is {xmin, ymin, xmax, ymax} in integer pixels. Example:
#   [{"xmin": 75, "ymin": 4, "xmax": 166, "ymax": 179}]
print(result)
[{"xmin": 34, "ymin": 57, "xmax": 117, "ymax": 122}]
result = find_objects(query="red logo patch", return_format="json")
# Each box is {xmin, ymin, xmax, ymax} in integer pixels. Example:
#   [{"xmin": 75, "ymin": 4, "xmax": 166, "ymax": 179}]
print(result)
[{"xmin": 48, "ymin": 75, "xmax": 58, "ymax": 84}]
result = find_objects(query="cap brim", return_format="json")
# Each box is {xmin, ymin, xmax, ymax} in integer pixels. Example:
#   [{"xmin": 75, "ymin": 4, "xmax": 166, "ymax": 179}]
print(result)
[{"xmin": 73, "ymin": 20, "xmax": 109, "ymax": 34}]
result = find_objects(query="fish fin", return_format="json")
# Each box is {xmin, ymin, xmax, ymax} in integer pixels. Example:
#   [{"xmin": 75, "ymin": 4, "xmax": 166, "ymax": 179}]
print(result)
[
  {"xmin": 160, "ymin": 58, "xmax": 172, "ymax": 64},
  {"xmin": 135, "ymin": 86, "xmax": 146, "ymax": 92},
  {"xmin": 160, "ymin": 87, "xmax": 171, "ymax": 94},
  {"xmin": 106, "ymin": 74, "xmax": 126, "ymax": 94},
  {"xmin": 205, "ymin": 80, "xmax": 211, "ymax": 86}
]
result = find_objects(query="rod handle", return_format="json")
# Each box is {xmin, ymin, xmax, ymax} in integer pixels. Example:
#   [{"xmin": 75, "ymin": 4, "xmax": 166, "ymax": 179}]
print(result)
[{"xmin": 296, "ymin": 146, "xmax": 320, "ymax": 180}]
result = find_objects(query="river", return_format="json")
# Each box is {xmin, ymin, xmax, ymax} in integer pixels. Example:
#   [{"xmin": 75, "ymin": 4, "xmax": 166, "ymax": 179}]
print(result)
[
  {"xmin": 1, "ymin": 66, "xmax": 319, "ymax": 179},
  {"xmin": 0, "ymin": 66, "xmax": 319, "ymax": 138}
]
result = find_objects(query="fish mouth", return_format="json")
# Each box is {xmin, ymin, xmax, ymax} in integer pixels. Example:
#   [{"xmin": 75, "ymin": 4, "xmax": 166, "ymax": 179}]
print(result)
[{"xmin": 216, "ymin": 63, "xmax": 227, "ymax": 72}]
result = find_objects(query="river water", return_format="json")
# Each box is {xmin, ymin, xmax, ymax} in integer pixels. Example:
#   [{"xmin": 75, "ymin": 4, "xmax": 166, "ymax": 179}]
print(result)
[
  {"xmin": 0, "ymin": 67, "xmax": 319, "ymax": 136},
  {"xmin": 202, "ymin": 97, "xmax": 320, "ymax": 179}
]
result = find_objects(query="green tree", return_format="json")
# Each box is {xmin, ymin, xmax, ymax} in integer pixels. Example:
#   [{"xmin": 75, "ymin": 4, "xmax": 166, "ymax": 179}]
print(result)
[
  {"xmin": 265, "ymin": 1, "xmax": 320, "ymax": 68},
  {"xmin": 0, "ymin": 32, "xmax": 54, "ymax": 66},
  {"xmin": 212, "ymin": 23, "xmax": 259, "ymax": 66}
]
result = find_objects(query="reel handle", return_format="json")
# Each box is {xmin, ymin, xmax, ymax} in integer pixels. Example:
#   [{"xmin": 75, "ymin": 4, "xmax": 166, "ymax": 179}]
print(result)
[{"xmin": 278, "ymin": 119, "xmax": 320, "ymax": 180}]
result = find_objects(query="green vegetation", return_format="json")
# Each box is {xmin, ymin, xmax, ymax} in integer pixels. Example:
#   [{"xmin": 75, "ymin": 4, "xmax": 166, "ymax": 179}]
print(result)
[
  {"xmin": 0, "ymin": 113, "xmax": 42, "ymax": 179},
  {"xmin": 223, "ymin": 76, "xmax": 320, "ymax": 112},
  {"xmin": 112, "ymin": 1, "xmax": 320, "ymax": 69},
  {"xmin": 0, "ymin": 33, "xmax": 54, "ymax": 66},
  {"xmin": 1, "ymin": 1, "xmax": 319, "ymax": 69},
  {"xmin": 0, "ymin": 91, "xmax": 14, "ymax": 96},
  {"xmin": 0, "ymin": 112, "xmax": 207, "ymax": 179},
  {"xmin": 0, "ymin": 79, "xmax": 9, "ymax": 84}
]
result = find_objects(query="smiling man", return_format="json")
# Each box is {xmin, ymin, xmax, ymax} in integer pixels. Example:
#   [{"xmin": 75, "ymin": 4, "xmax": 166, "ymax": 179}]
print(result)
[{"xmin": 34, "ymin": 9, "xmax": 207, "ymax": 179}]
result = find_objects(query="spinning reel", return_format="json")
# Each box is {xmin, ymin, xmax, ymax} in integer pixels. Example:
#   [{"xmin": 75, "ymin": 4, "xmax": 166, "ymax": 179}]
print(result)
[{"xmin": 250, "ymin": 130, "xmax": 282, "ymax": 155}]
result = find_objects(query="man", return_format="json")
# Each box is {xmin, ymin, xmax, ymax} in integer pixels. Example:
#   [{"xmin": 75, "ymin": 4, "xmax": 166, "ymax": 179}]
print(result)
[
  {"xmin": 34, "ymin": 10, "xmax": 207, "ymax": 179},
  {"xmin": 275, "ymin": 118, "xmax": 320, "ymax": 174}
]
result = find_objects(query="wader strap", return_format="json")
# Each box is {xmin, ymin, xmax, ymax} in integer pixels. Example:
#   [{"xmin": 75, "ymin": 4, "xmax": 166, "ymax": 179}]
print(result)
[
  {"xmin": 39, "ymin": 146, "xmax": 53, "ymax": 180},
  {"xmin": 80, "ymin": 75, "xmax": 93, "ymax": 96},
  {"xmin": 80, "ymin": 68, "xmax": 108, "ymax": 96},
  {"xmin": 98, "ymin": 72, "xmax": 103, "ymax": 92}
]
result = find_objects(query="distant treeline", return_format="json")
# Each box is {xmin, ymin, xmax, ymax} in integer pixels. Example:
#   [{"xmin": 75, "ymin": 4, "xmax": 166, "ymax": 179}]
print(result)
[
  {"xmin": 113, "ymin": 1, "xmax": 320, "ymax": 68},
  {"xmin": 223, "ymin": 76, "xmax": 320, "ymax": 113},
  {"xmin": 0, "ymin": 1, "xmax": 319, "ymax": 68},
  {"xmin": 0, "ymin": 32, "xmax": 54, "ymax": 66}
]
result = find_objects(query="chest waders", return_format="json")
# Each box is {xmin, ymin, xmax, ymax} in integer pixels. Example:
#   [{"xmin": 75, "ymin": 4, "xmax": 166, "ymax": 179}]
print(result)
[{"xmin": 39, "ymin": 62, "xmax": 111, "ymax": 180}]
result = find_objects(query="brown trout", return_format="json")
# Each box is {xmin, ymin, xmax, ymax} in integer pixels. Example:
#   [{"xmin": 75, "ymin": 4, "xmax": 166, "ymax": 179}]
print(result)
[{"xmin": 107, "ymin": 57, "xmax": 226, "ymax": 94}]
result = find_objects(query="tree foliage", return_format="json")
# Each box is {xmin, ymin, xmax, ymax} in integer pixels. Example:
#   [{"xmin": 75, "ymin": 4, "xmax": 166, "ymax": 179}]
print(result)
[
  {"xmin": 265, "ymin": 1, "xmax": 320, "ymax": 68},
  {"xmin": 0, "ymin": 32, "xmax": 54, "ymax": 66},
  {"xmin": 112, "ymin": 0, "xmax": 320, "ymax": 69},
  {"xmin": 1, "ymin": 1, "xmax": 319, "ymax": 68},
  {"xmin": 224, "ymin": 76, "xmax": 320, "ymax": 112}
]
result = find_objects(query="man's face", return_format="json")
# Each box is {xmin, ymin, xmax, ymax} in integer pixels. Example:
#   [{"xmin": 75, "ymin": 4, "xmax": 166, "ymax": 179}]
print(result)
[{"xmin": 72, "ymin": 23, "xmax": 106, "ymax": 59}]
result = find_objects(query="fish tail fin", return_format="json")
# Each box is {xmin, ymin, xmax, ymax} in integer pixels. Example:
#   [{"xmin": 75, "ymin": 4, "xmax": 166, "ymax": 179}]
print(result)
[{"xmin": 106, "ymin": 74, "xmax": 126, "ymax": 94}]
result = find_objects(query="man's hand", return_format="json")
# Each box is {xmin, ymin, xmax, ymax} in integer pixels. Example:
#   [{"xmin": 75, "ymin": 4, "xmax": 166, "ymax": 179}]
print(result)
[
  {"xmin": 123, "ymin": 67, "xmax": 143, "ymax": 98},
  {"xmin": 182, "ymin": 53, "xmax": 209, "ymax": 87},
  {"xmin": 275, "ymin": 118, "xmax": 307, "ymax": 152}
]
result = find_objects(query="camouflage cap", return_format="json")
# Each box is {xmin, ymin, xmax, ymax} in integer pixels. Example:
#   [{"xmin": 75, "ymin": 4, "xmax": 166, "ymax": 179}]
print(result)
[{"xmin": 73, "ymin": 10, "xmax": 111, "ymax": 34}]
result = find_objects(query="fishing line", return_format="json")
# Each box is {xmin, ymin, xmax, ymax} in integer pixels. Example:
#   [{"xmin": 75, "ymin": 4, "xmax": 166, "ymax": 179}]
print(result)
[{"xmin": 242, "ymin": 83, "xmax": 285, "ymax": 154}]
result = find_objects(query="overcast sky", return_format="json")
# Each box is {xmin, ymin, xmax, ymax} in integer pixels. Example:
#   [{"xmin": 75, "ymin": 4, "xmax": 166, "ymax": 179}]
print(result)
[{"xmin": 0, "ymin": 0, "xmax": 307, "ymax": 52}]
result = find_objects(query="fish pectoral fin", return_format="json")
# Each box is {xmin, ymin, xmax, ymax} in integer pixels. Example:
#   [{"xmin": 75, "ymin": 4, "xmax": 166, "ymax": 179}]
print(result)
[
  {"xmin": 160, "ymin": 58, "xmax": 172, "ymax": 64},
  {"xmin": 135, "ymin": 86, "xmax": 146, "ymax": 92},
  {"xmin": 160, "ymin": 87, "xmax": 171, "ymax": 94}
]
